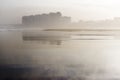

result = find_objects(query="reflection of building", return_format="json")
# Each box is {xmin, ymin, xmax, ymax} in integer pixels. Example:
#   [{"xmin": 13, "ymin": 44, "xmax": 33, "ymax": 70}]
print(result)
[
  {"xmin": 22, "ymin": 12, "xmax": 71, "ymax": 26},
  {"xmin": 23, "ymin": 35, "xmax": 63, "ymax": 45},
  {"xmin": 22, "ymin": 32, "xmax": 70, "ymax": 45}
]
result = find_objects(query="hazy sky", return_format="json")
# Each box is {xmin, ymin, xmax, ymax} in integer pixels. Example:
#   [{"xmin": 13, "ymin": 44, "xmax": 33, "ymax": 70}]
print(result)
[{"xmin": 1, "ymin": 0, "xmax": 120, "ymax": 24}]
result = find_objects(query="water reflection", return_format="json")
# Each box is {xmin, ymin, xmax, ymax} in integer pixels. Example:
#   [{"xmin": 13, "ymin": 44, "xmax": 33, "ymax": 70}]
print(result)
[{"xmin": 1, "ymin": 28, "xmax": 120, "ymax": 80}]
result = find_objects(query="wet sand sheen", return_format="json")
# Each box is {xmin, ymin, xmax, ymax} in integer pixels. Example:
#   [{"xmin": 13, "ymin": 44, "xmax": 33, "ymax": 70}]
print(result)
[{"xmin": 1, "ymin": 30, "xmax": 120, "ymax": 79}]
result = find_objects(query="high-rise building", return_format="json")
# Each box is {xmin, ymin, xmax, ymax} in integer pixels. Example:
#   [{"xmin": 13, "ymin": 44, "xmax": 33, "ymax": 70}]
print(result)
[{"xmin": 22, "ymin": 12, "xmax": 71, "ymax": 26}]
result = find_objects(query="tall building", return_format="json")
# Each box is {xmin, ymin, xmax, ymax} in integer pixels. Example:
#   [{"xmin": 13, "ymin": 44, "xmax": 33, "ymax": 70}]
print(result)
[{"xmin": 22, "ymin": 12, "xmax": 71, "ymax": 26}]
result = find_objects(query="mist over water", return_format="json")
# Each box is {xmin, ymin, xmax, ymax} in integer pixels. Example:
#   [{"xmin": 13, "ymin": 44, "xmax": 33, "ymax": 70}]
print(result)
[
  {"xmin": 1, "ymin": 27, "xmax": 120, "ymax": 80},
  {"xmin": 1, "ymin": 0, "xmax": 120, "ymax": 79}
]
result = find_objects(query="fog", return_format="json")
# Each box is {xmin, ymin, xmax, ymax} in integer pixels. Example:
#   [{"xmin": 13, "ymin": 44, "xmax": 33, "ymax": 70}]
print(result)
[
  {"xmin": 1, "ymin": 12, "xmax": 120, "ymax": 79},
  {"xmin": 1, "ymin": 0, "xmax": 120, "ymax": 79},
  {"xmin": 1, "ymin": 28, "xmax": 120, "ymax": 79},
  {"xmin": 1, "ymin": 0, "xmax": 120, "ymax": 24}
]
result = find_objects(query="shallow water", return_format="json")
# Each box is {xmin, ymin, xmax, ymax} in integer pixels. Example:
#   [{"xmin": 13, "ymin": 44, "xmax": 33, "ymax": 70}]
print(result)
[{"xmin": 1, "ymin": 28, "xmax": 120, "ymax": 80}]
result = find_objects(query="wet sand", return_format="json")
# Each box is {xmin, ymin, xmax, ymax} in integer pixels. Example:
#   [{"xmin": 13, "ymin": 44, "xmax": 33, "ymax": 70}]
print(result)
[{"xmin": 1, "ymin": 29, "xmax": 120, "ymax": 80}]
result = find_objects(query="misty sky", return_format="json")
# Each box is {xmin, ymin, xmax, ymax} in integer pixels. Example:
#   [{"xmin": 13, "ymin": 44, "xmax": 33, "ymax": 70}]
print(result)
[{"xmin": 1, "ymin": 0, "xmax": 120, "ymax": 24}]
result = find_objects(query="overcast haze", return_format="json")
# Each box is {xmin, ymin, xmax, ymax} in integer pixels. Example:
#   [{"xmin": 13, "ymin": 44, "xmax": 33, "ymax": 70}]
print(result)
[
  {"xmin": 1, "ymin": 0, "xmax": 120, "ymax": 24},
  {"xmin": 1, "ymin": 0, "xmax": 120, "ymax": 79}
]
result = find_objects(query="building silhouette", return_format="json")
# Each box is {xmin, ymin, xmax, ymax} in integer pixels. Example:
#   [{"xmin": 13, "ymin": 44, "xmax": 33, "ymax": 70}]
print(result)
[{"xmin": 22, "ymin": 12, "xmax": 71, "ymax": 26}]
